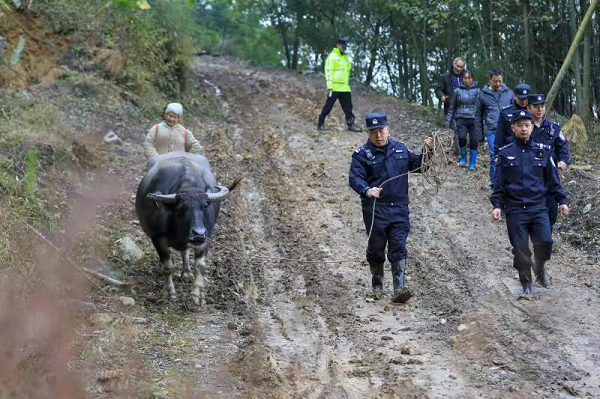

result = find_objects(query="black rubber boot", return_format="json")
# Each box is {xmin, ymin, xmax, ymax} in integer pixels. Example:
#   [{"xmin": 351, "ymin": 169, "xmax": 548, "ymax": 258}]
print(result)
[
  {"xmin": 391, "ymin": 259, "xmax": 412, "ymax": 303},
  {"xmin": 533, "ymin": 258, "xmax": 551, "ymax": 288},
  {"xmin": 518, "ymin": 268, "xmax": 533, "ymax": 300},
  {"xmin": 317, "ymin": 115, "xmax": 325, "ymax": 131},
  {"xmin": 347, "ymin": 117, "xmax": 362, "ymax": 132},
  {"xmin": 369, "ymin": 263, "xmax": 384, "ymax": 299}
]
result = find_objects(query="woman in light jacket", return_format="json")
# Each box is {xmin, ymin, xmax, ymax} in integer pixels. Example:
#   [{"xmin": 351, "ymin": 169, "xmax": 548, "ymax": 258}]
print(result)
[{"xmin": 446, "ymin": 71, "xmax": 480, "ymax": 170}]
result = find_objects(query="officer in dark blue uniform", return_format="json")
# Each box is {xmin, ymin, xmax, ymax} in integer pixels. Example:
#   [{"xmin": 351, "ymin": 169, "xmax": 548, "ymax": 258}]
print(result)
[
  {"xmin": 491, "ymin": 110, "xmax": 569, "ymax": 300},
  {"xmin": 528, "ymin": 93, "xmax": 571, "ymax": 228},
  {"xmin": 349, "ymin": 112, "xmax": 433, "ymax": 302},
  {"xmin": 493, "ymin": 83, "xmax": 531, "ymax": 156}
]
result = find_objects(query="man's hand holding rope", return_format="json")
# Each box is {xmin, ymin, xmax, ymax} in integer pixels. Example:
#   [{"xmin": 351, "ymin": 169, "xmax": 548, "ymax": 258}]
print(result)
[{"xmin": 367, "ymin": 135, "xmax": 435, "ymax": 199}]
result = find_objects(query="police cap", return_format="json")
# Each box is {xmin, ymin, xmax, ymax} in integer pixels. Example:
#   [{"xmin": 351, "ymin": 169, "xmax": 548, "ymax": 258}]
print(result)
[
  {"xmin": 365, "ymin": 112, "xmax": 388, "ymax": 130},
  {"xmin": 337, "ymin": 37, "xmax": 349, "ymax": 46},
  {"xmin": 514, "ymin": 83, "xmax": 531, "ymax": 99},
  {"xmin": 528, "ymin": 93, "xmax": 546, "ymax": 105},
  {"xmin": 511, "ymin": 110, "xmax": 534, "ymax": 124}
]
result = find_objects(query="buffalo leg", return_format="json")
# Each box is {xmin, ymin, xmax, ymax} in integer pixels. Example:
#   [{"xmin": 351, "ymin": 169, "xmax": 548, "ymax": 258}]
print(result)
[
  {"xmin": 152, "ymin": 238, "xmax": 177, "ymax": 301},
  {"xmin": 181, "ymin": 249, "xmax": 194, "ymax": 281},
  {"xmin": 191, "ymin": 250, "xmax": 207, "ymax": 306}
]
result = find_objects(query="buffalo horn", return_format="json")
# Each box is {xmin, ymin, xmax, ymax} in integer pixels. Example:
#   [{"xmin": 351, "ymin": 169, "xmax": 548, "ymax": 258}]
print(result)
[
  {"xmin": 147, "ymin": 192, "xmax": 177, "ymax": 203},
  {"xmin": 206, "ymin": 185, "xmax": 230, "ymax": 202}
]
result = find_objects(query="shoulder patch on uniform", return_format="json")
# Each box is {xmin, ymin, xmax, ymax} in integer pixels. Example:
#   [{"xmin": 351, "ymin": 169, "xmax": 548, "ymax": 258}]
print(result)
[
  {"xmin": 559, "ymin": 131, "xmax": 566, "ymax": 141},
  {"xmin": 502, "ymin": 104, "xmax": 511, "ymax": 109},
  {"xmin": 499, "ymin": 142, "xmax": 514, "ymax": 151},
  {"xmin": 354, "ymin": 146, "xmax": 364, "ymax": 154}
]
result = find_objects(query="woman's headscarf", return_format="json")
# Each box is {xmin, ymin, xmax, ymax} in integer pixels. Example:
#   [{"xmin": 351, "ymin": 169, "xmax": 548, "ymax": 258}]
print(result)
[{"xmin": 165, "ymin": 102, "xmax": 183, "ymax": 116}]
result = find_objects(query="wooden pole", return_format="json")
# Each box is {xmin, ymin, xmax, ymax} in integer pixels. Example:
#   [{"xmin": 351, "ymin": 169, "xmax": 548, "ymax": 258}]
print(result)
[{"xmin": 546, "ymin": 0, "xmax": 598, "ymax": 111}]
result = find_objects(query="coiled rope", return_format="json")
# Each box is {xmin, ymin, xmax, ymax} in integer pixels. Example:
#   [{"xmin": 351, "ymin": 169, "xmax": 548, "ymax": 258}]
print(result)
[
  {"xmin": 209, "ymin": 130, "xmax": 452, "ymax": 264},
  {"xmin": 367, "ymin": 130, "xmax": 452, "ymax": 243}
]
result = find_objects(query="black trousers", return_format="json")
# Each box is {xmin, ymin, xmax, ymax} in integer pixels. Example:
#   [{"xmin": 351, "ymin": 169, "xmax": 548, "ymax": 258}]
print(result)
[
  {"xmin": 319, "ymin": 91, "xmax": 355, "ymax": 123},
  {"xmin": 506, "ymin": 207, "xmax": 553, "ymax": 274},
  {"xmin": 456, "ymin": 119, "xmax": 479, "ymax": 150},
  {"xmin": 362, "ymin": 203, "xmax": 410, "ymax": 264}
]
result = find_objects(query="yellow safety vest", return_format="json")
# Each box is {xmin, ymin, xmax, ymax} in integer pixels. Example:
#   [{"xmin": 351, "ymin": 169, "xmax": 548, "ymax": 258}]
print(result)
[{"xmin": 324, "ymin": 48, "xmax": 351, "ymax": 92}]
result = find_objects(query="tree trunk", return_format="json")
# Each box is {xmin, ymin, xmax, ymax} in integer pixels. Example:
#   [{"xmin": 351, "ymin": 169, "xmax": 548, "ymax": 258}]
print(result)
[
  {"xmin": 546, "ymin": 0, "xmax": 598, "ymax": 111},
  {"xmin": 365, "ymin": 22, "xmax": 381, "ymax": 86},
  {"xmin": 279, "ymin": 27, "xmax": 291, "ymax": 69},
  {"xmin": 475, "ymin": 0, "xmax": 489, "ymax": 60},
  {"xmin": 291, "ymin": 36, "xmax": 300, "ymax": 70},
  {"xmin": 410, "ymin": 24, "xmax": 430, "ymax": 106},
  {"xmin": 382, "ymin": 51, "xmax": 397, "ymax": 96},
  {"xmin": 581, "ymin": 0, "xmax": 592, "ymax": 125},
  {"xmin": 402, "ymin": 38, "xmax": 410, "ymax": 98},
  {"xmin": 570, "ymin": 0, "xmax": 583, "ymax": 115},
  {"xmin": 522, "ymin": 0, "xmax": 534, "ymax": 85}
]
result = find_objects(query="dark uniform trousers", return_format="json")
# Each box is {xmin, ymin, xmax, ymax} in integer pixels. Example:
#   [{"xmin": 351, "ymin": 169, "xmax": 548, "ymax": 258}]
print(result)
[
  {"xmin": 319, "ymin": 91, "xmax": 355, "ymax": 124},
  {"xmin": 505, "ymin": 205, "xmax": 553, "ymax": 273},
  {"xmin": 362, "ymin": 202, "xmax": 410, "ymax": 264}
]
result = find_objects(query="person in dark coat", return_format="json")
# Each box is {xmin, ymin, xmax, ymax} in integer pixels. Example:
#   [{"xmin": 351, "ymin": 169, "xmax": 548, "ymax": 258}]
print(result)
[
  {"xmin": 528, "ymin": 93, "xmax": 571, "ymax": 229},
  {"xmin": 445, "ymin": 71, "xmax": 481, "ymax": 170},
  {"xmin": 491, "ymin": 110, "xmax": 569, "ymax": 300},
  {"xmin": 349, "ymin": 112, "xmax": 433, "ymax": 303},
  {"xmin": 474, "ymin": 69, "xmax": 514, "ymax": 187},
  {"xmin": 435, "ymin": 57, "xmax": 466, "ymax": 154}
]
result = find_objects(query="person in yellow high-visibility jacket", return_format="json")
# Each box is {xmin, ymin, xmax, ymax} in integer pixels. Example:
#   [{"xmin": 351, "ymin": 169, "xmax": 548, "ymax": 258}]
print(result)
[{"xmin": 317, "ymin": 38, "xmax": 361, "ymax": 132}]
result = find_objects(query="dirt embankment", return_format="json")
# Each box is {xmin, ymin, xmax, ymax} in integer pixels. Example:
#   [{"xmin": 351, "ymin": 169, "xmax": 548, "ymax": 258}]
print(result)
[{"xmin": 3, "ymin": 53, "xmax": 600, "ymax": 398}]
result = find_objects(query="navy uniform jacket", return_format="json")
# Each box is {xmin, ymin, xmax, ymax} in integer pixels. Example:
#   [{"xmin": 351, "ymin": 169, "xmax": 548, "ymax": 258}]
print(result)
[
  {"xmin": 493, "ymin": 102, "xmax": 527, "ymax": 154},
  {"xmin": 349, "ymin": 138, "xmax": 424, "ymax": 206},
  {"xmin": 491, "ymin": 140, "xmax": 567, "ymax": 211},
  {"xmin": 531, "ymin": 118, "xmax": 571, "ymax": 165}
]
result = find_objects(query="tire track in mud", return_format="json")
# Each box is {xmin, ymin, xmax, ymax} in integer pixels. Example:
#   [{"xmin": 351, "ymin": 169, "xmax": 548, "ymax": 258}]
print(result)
[{"xmin": 195, "ymin": 56, "xmax": 600, "ymax": 398}]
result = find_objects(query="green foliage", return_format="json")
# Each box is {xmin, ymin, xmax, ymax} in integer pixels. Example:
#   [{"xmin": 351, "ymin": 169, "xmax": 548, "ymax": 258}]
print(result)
[
  {"xmin": 0, "ymin": 102, "xmax": 72, "ymax": 225},
  {"xmin": 24, "ymin": 149, "xmax": 38, "ymax": 197},
  {"xmin": 37, "ymin": 0, "xmax": 198, "ymax": 98},
  {"xmin": 194, "ymin": 0, "xmax": 283, "ymax": 66}
]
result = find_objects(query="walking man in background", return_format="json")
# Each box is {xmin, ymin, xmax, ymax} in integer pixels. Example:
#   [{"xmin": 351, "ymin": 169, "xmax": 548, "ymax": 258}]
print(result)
[
  {"xmin": 491, "ymin": 110, "xmax": 569, "ymax": 300},
  {"xmin": 317, "ymin": 38, "xmax": 361, "ymax": 132},
  {"xmin": 435, "ymin": 57, "xmax": 466, "ymax": 154},
  {"xmin": 475, "ymin": 69, "xmax": 513, "ymax": 187},
  {"xmin": 349, "ymin": 112, "xmax": 433, "ymax": 303}
]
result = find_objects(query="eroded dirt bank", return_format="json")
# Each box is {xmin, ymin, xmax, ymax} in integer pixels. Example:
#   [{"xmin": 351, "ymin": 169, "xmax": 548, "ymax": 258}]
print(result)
[{"xmin": 72, "ymin": 56, "xmax": 600, "ymax": 398}]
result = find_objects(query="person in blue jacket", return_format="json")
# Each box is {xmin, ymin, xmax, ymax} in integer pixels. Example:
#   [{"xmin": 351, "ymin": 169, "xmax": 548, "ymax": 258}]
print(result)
[
  {"xmin": 493, "ymin": 83, "xmax": 531, "ymax": 155},
  {"xmin": 349, "ymin": 112, "xmax": 433, "ymax": 303},
  {"xmin": 491, "ymin": 110, "xmax": 569, "ymax": 300},
  {"xmin": 528, "ymin": 93, "xmax": 571, "ymax": 229},
  {"xmin": 445, "ymin": 71, "xmax": 481, "ymax": 170},
  {"xmin": 475, "ymin": 69, "xmax": 514, "ymax": 187}
]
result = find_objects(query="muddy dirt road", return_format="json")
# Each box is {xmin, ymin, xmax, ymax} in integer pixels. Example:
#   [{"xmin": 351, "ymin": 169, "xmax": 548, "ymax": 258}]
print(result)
[{"xmin": 92, "ymin": 56, "xmax": 600, "ymax": 398}]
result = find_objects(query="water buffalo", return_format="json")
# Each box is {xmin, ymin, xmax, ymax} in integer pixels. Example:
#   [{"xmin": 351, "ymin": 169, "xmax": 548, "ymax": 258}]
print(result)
[{"xmin": 135, "ymin": 151, "xmax": 241, "ymax": 306}]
